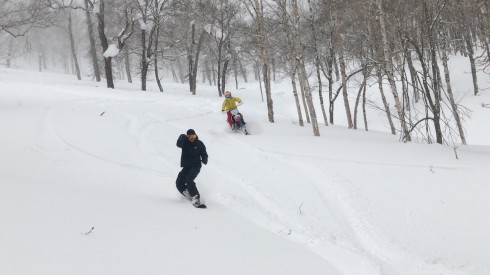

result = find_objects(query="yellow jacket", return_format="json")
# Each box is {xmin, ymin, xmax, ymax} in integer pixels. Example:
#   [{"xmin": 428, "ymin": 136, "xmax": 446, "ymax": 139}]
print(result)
[{"xmin": 221, "ymin": 97, "xmax": 242, "ymax": 111}]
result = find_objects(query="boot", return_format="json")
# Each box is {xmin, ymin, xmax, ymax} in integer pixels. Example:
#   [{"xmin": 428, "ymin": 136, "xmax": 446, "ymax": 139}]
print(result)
[{"xmin": 191, "ymin": 195, "xmax": 201, "ymax": 207}]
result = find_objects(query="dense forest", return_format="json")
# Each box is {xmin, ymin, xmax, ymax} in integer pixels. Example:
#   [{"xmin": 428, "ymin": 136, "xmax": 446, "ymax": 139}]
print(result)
[{"xmin": 1, "ymin": 0, "xmax": 489, "ymax": 143}]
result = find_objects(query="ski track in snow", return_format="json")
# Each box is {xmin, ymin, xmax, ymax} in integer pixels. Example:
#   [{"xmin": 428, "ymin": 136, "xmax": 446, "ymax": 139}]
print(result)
[
  {"xmin": 209, "ymin": 130, "xmax": 475, "ymax": 275},
  {"xmin": 42, "ymin": 97, "xmax": 170, "ymax": 178}
]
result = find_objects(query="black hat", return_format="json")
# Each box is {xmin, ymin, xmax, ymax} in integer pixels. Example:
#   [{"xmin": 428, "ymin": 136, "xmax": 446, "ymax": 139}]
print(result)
[{"xmin": 187, "ymin": 129, "xmax": 196, "ymax": 135}]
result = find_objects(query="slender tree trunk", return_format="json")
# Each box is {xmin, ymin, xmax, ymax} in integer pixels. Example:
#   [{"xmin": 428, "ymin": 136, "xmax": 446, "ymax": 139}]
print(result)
[
  {"xmin": 376, "ymin": 65, "xmax": 396, "ymax": 134},
  {"xmin": 279, "ymin": 0, "xmax": 303, "ymax": 126},
  {"xmin": 141, "ymin": 29, "xmax": 149, "ymax": 91},
  {"xmin": 338, "ymin": 35, "xmax": 353, "ymax": 128},
  {"xmin": 248, "ymin": 0, "xmax": 274, "ymax": 122},
  {"xmin": 257, "ymin": 62, "xmax": 264, "ymax": 102},
  {"xmin": 271, "ymin": 57, "xmax": 276, "ymax": 82},
  {"xmin": 125, "ymin": 47, "xmax": 132, "ymax": 83},
  {"xmin": 154, "ymin": 52, "xmax": 164, "ymax": 92},
  {"xmin": 96, "ymin": 0, "xmax": 114, "ymax": 89},
  {"xmin": 84, "ymin": 0, "xmax": 101, "ymax": 82},
  {"xmin": 154, "ymin": 31, "xmax": 163, "ymax": 92},
  {"xmin": 427, "ymin": 3, "xmax": 443, "ymax": 144},
  {"xmin": 63, "ymin": 54, "xmax": 69, "ymax": 74},
  {"xmin": 177, "ymin": 57, "xmax": 185, "ymax": 83},
  {"xmin": 237, "ymin": 54, "xmax": 247, "ymax": 82},
  {"xmin": 204, "ymin": 59, "xmax": 213, "ymax": 85},
  {"xmin": 326, "ymin": 44, "xmax": 335, "ymax": 124},
  {"xmin": 6, "ymin": 38, "xmax": 13, "ymax": 68},
  {"xmin": 38, "ymin": 52, "xmax": 42, "ymax": 72},
  {"xmin": 362, "ymin": 74, "xmax": 369, "ymax": 131},
  {"xmin": 354, "ymin": 67, "xmax": 370, "ymax": 129},
  {"xmin": 217, "ymin": 38, "xmax": 224, "ymax": 95},
  {"xmin": 220, "ymin": 42, "xmax": 230, "ymax": 94},
  {"xmin": 441, "ymin": 28, "xmax": 466, "ymax": 144},
  {"xmin": 376, "ymin": 0, "xmax": 410, "ymax": 140},
  {"xmin": 293, "ymin": 0, "xmax": 318, "ymax": 135},
  {"xmin": 233, "ymin": 49, "xmax": 239, "ymax": 89},
  {"xmin": 308, "ymin": 0, "xmax": 328, "ymax": 126},
  {"xmin": 332, "ymin": 0, "xmax": 352, "ymax": 128},
  {"xmin": 68, "ymin": 11, "xmax": 81, "ymax": 80},
  {"xmin": 212, "ymin": 61, "xmax": 217, "ymax": 85},
  {"xmin": 171, "ymin": 63, "xmax": 178, "ymax": 82},
  {"xmin": 188, "ymin": 23, "xmax": 206, "ymax": 95},
  {"xmin": 405, "ymin": 50, "xmax": 419, "ymax": 103},
  {"xmin": 465, "ymin": 35, "xmax": 479, "ymax": 96},
  {"xmin": 366, "ymin": 14, "xmax": 395, "ymax": 134},
  {"xmin": 288, "ymin": 2, "xmax": 310, "ymax": 124},
  {"xmin": 104, "ymin": 57, "xmax": 114, "ymax": 89}
]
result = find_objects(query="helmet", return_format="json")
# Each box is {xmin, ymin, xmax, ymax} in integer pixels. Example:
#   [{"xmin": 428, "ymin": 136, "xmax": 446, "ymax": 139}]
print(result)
[{"xmin": 224, "ymin": 91, "xmax": 232, "ymax": 98}]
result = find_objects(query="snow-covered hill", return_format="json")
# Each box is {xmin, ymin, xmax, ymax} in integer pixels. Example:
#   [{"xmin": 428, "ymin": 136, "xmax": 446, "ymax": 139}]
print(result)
[{"xmin": 1, "ymin": 68, "xmax": 489, "ymax": 275}]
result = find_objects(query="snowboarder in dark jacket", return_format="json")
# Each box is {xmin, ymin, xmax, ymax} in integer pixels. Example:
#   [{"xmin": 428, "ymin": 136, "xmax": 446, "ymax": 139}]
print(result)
[{"xmin": 176, "ymin": 129, "xmax": 208, "ymax": 206}]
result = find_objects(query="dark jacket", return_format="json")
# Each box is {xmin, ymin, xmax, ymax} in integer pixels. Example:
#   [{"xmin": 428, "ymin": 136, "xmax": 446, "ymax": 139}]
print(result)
[{"xmin": 176, "ymin": 134, "xmax": 208, "ymax": 168}]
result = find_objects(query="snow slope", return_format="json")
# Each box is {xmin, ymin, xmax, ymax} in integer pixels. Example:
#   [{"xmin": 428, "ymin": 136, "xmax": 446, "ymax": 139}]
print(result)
[{"xmin": 1, "ymin": 68, "xmax": 490, "ymax": 275}]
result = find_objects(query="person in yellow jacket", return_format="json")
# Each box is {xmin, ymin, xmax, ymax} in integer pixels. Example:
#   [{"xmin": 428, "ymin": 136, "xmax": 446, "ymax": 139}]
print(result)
[{"xmin": 221, "ymin": 91, "xmax": 245, "ymax": 129}]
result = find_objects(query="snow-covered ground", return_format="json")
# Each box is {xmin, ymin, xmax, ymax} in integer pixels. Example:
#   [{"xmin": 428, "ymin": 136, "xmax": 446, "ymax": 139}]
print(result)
[{"xmin": 1, "ymin": 66, "xmax": 489, "ymax": 275}]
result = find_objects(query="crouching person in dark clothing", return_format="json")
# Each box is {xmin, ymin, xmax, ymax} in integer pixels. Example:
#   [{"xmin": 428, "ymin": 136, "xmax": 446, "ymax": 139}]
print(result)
[{"xmin": 176, "ymin": 129, "xmax": 208, "ymax": 207}]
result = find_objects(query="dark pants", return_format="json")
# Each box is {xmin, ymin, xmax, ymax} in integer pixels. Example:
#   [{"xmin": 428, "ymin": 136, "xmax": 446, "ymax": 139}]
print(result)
[{"xmin": 176, "ymin": 166, "xmax": 201, "ymax": 197}]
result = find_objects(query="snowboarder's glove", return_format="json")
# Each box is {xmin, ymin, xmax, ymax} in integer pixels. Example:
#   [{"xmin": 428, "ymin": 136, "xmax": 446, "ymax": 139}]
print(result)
[
  {"xmin": 202, "ymin": 159, "xmax": 208, "ymax": 165},
  {"xmin": 222, "ymin": 110, "xmax": 227, "ymax": 113}
]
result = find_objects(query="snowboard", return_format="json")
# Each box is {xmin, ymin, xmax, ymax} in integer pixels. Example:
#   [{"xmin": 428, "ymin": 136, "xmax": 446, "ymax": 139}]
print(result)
[{"xmin": 194, "ymin": 203, "xmax": 207, "ymax": 209}]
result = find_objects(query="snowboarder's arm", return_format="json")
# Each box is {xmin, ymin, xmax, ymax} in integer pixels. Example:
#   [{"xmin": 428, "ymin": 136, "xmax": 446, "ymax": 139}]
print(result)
[
  {"xmin": 221, "ymin": 100, "xmax": 227, "ymax": 111},
  {"xmin": 176, "ymin": 134, "xmax": 186, "ymax": 148},
  {"xmin": 201, "ymin": 143, "xmax": 208, "ymax": 165}
]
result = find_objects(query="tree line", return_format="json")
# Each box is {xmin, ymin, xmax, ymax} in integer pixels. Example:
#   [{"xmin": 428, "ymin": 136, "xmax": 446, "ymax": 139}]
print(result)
[{"xmin": 1, "ymin": 0, "xmax": 488, "ymax": 143}]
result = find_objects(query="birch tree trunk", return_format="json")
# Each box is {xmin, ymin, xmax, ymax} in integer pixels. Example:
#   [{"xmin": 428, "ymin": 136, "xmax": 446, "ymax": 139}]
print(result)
[
  {"xmin": 245, "ymin": 0, "xmax": 274, "ymax": 122},
  {"xmin": 376, "ymin": 0, "xmax": 411, "ymax": 141},
  {"xmin": 458, "ymin": 0, "xmax": 479, "ymax": 96},
  {"xmin": 277, "ymin": 0, "xmax": 303, "ymax": 126},
  {"xmin": 338, "ymin": 34, "xmax": 353, "ymax": 128},
  {"xmin": 308, "ymin": 0, "xmax": 328, "ymax": 126},
  {"xmin": 292, "ymin": 0, "xmax": 319, "ymax": 135},
  {"xmin": 333, "ymin": 0, "xmax": 352, "ymax": 128},
  {"xmin": 366, "ymin": 13, "xmax": 396, "ymax": 134},
  {"xmin": 354, "ymin": 67, "xmax": 370, "ymax": 129},
  {"xmin": 440, "ymin": 25, "xmax": 466, "ymax": 144}
]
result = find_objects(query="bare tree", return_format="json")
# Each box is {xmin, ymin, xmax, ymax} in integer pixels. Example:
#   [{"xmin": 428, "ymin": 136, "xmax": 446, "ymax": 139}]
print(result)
[
  {"xmin": 1, "ymin": 1, "xmax": 54, "ymax": 38},
  {"xmin": 307, "ymin": 0, "xmax": 328, "ymax": 126},
  {"xmin": 376, "ymin": 0, "xmax": 411, "ymax": 141},
  {"xmin": 291, "ymin": 0, "xmax": 319, "ymax": 135},
  {"xmin": 94, "ymin": 0, "xmax": 135, "ymax": 89},
  {"xmin": 242, "ymin": 0, "xmax": 274, "ymax": 122},
  {"xmin": 275, "ymin": 0, "xmax": 304, "ymax": 126},
  {"xmin": 67, "ymin": 10, "xmax": 81, "ymax": 80},
  {"xmin": 84, "ymin": 0, "xmax": 101, "ymax": 82}
]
